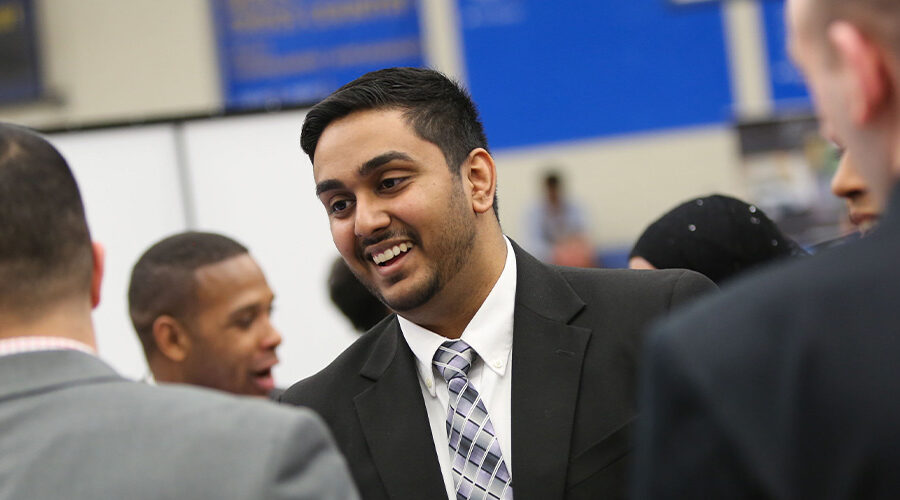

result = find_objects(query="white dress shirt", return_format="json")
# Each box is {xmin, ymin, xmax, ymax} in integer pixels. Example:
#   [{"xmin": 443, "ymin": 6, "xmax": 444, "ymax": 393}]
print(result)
[
  {"xmin": 399, "ymin": 236, "xmax": 517, "ymax": 500},
  {"xmin": 0, "ymin": 336, "xmax": 95, "ymax": 358}
]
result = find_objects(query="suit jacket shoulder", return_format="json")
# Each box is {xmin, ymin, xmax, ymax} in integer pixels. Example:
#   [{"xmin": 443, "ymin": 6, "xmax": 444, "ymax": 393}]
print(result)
[
  {"xmin": 0, "ymin": 350, "xmax": 358, "ymax": 500},
  {"xmin": 634, "ymin": 217, "xmax": 900, "ymax": 499},
  {"xmin": 281, "ymin": 313, "xmax": 400, "ymax": 409}
]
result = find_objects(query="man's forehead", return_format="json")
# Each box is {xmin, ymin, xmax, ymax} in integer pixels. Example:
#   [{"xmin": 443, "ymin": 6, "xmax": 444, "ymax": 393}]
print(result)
[
  {"xmin": 193, "ymin": 254, "xmax": 265, "ymax": 292},
  {"xmin": 313, "ymin": 110, "xmax": 432, "ymax": 182},
  {"xmin": 784, "ymin": 0, "xmax": 812, "ymax": 66}
]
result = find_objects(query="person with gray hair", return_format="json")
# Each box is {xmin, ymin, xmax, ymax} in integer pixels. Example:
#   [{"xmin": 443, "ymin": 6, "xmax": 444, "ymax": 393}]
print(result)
[
  {"xmin": 633, "ymin": 0, "xmax": 900, "ymax": 497},
  {"xmin": 0, "ymin": 122, "xmax": 358, "ymax": 500}
]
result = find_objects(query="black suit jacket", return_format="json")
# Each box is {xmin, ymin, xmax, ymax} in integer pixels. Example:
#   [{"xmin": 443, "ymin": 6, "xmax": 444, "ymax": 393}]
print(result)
[
  {"xmin": 633, "ymin": 186, "xmax": 900, "ymax": 499},
  {"xmin": 282, "ymin": 242, "xmax": 714, "ymax": 500}
]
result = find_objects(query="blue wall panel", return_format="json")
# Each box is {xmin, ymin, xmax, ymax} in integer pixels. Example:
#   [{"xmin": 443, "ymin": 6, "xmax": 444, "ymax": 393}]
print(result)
[
  {"xmin": 760, "ymin": 0, "xmax": 811, "ymax": 111},
  {"xmin": 458, "ymin": 0, "xmax": 734, "ymax": 149},
  {"xmin": 0, "ymin": 0, "xmax": 41, "ymax": 104}
]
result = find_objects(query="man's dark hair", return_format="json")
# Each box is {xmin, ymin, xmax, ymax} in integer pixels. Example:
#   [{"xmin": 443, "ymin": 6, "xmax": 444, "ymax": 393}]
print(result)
[
  {"xmin": 544, "ymin": 171, "xmax": 561, "ymax": 190},
  {"xmin": 300, "ymin": 67, "xmax": 498, "ymax": 216},
  {"xmin": 327, "ymin": 257, "xmax": 389, "ymax": 332},
  {"xmin": 128, "ymin": 231, "xmax": 248, "ymax": 355},
  {"xmin": 0, "ymin": 123, "xmax": 93, "ymax": 318}
]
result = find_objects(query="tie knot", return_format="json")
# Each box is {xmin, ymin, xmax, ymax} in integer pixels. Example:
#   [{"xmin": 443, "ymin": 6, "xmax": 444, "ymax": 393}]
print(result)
[{"xmin": 433, "ymin": 340, "xmax": 474, "ymax": 383}]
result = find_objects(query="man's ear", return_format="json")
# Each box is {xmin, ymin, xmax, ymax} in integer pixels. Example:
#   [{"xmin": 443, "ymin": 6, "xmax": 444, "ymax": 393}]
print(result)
[
  {"xmin": 462, "ymin": 148, "xmax": 497, "ymax": 215},
  {"xmin": 90, "ymin": 242, "xmax": 104, "ymax": 309},
  {"xmin": 829, "ymin": 21, "xmax": 890, "ymax": 124},
  {"xmin": 152, "ymin": 316, "xmax": 191, "ymax": 362}
]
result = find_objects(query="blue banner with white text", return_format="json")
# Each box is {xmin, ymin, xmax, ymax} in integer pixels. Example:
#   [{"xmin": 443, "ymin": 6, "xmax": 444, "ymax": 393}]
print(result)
[
  {"xmin": 0, "ymin": 0, "xmax": 41, "ymax": 104},
  {"xmin": 212, "ymin": 0, "xmax": 424, "ymax": 110}
]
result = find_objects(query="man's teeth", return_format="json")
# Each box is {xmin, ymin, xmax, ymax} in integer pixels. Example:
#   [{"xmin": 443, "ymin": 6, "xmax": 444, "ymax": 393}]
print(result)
[{"xmin": 372, "ymin": 242, "xmax": 413, "ymax": 264}]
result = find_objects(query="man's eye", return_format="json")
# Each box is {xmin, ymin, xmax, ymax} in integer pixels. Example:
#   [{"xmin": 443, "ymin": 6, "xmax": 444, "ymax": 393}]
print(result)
[
  {"xmin": 330, "ymin": 199, "xmax": 351, "ymax": 214},
  {"xmin": 236, "ymin": 313, "xmax": 257, "ymax": 329},
  {"xmin": 379, "ymin": 177, "xmax": 405, "ymax": 190}
]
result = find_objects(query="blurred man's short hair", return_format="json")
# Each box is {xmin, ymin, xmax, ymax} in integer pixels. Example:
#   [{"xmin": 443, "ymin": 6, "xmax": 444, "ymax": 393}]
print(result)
[
  {"xmin": 128, "ymin": 231, "xmax": 248, "ymax": 355},
  {"xmin": 0, "ymin": 123, "xmax": 93, "ymax": 319}
]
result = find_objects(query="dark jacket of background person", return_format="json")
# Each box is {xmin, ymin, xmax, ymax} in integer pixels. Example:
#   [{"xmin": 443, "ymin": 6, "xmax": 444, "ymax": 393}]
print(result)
[
  {"xmin": 630, "ymin": 194, "xmax": 806, "ymax": 285},
  {"xmin": 632, "ymin": 184, "xmax": 900, "ymax": 499},
  {"xmin": 281, "ymin": 242, "xmax": 715, "ymax": 500}
]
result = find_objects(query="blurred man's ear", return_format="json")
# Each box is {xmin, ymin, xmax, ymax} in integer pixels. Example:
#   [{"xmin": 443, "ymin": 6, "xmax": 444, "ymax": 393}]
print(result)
[
  {"xmin": 153, "ymin": 316, "xmax": 191, "ymax": 362},
  {"xmin": 90, "ymin": 242, "xmax": 105, "ymax": 309},
  {"xmin": 829, "ymin": 21, "xmax": 890, "ymax": 124}
]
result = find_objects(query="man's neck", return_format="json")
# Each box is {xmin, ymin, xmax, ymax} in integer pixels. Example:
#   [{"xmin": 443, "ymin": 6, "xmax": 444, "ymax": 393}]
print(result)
[{"xmin": 0, "ymin": 300, "xmax": 97, "ymax": 349}]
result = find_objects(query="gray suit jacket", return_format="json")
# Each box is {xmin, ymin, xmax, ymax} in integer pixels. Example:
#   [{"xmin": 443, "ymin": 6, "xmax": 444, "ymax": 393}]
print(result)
[
  {"xmin": 282, "ymin": 241, "xmax": 716, "ymax": 500},
  {"xmin": 0, "ymin": 349, "xmax": 359, "ymax": 500}
]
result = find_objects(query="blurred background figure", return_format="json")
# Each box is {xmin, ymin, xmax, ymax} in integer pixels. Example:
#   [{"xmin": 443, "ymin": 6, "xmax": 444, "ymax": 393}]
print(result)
[
  {"xmin": 128, "ymin": 231, "xmax": 282, "ymax": 398},
  {"xmin": 629, "ymin": 194, "xmax": 807, "ymax": 285},
  {"xmin": 525, "ymin": 170, "xmax": 595, "ymax": 267},
  {"xmin": 327, "ymin": 257, "xmax": 390, "ymax": 333},
  {"xmin": 831, "ymin": 150, "xmax": 882, "ymax": 236}
]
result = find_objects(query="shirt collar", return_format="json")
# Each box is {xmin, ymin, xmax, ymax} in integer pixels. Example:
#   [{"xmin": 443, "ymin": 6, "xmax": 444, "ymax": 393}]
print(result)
[
  {"xmin": 0, "ymin": 336, "xmax": 96, "ymax": 358},
  {"xmin": 400, "ymin": 236, "xmax": 517, "ymax": 396}
]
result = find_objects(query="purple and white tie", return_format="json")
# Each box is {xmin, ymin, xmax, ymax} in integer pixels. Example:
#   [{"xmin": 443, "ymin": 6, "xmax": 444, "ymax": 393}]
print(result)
[{"xmin": 433, "ymin": 340, "xmax": 513, "ymax": 500}]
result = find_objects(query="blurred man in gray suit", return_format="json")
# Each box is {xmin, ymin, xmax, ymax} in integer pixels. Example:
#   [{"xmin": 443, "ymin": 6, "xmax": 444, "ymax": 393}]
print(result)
[{"xmin": 0, "ymin": 122, "xmax": 359, "ymax": 500}]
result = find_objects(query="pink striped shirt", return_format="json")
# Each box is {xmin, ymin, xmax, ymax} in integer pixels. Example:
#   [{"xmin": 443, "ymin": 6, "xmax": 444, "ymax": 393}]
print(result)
[{"xmin": 0, "ymin": 336, "xmax": 96, "ymax": 358}]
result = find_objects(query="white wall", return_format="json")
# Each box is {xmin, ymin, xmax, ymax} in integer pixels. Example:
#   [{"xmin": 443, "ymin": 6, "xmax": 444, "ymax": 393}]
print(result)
[
  {"xmin": 497, "ymin": 126, "xmax": 747, "ymax": 250},
  {"xmin": 182, "ymin": 111, "xmax": 360, "ymax": 385},
  {"xmin": 48, "ymin": 126, "xmax": 188, "ymax": 379}
]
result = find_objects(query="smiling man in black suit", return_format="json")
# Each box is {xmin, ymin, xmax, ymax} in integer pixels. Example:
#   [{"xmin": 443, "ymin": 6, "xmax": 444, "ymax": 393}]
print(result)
[{"xmin": 280, "ymin": 67, "xmax": 714, "ymax": 500}]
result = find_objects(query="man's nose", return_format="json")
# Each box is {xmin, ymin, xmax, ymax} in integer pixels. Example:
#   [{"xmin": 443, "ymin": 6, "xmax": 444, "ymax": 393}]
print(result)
[
  {"xmin": 354, "ymin": 195, "xmax": 390, "ymax": 238},
  {"xmin": 831, "ymin": 153, "xmax": 865, "ymax": 200},
  {"xmin": 261, "ymin": 320, "xmax": 282, "ymax": 351}
]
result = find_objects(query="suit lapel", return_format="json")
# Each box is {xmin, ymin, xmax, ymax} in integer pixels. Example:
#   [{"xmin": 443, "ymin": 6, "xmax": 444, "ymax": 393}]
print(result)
[
  {"xmin": 510, "ymin": 242, "xmax": 591, "ymax": 500},
  {"xmin": 353, "ymin": 319, "xmax": 447, "ymax": 500}
]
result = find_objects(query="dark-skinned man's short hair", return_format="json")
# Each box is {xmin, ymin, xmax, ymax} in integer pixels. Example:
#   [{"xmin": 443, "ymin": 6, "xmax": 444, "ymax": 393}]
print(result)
[
  {"xmin": 128, "ymin": 231, "xmax": 248, "ymax": 356},
  {"xmin": 0, "ymin": 123, "xmax": 93, "ymax": 319},
  {"xmin": 300, "ymin": 67, "xmax": 498, "ymax": 217}
]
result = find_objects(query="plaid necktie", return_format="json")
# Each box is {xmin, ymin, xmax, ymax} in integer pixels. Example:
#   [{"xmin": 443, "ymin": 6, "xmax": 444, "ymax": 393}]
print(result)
[{"xmin": 433, "ymin": 340, "xmax": 513, "ymax": 500}]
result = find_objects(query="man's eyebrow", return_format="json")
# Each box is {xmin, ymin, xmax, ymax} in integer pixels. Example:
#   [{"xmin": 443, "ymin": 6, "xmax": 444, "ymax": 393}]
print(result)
[
  {"xmin": 315, "ymin": 179, "xmax": 345, "ymax": 196},
  {"xmin": 315, "ymin": 151, "xmax": 413, "ymax": 196},
  {"xmin": 358, "ymin": 151, "xmax": 413, "ymax": 178},
  {"xmin": 227, "ymin": 303, "xmax": 259, "ymax": 321}
]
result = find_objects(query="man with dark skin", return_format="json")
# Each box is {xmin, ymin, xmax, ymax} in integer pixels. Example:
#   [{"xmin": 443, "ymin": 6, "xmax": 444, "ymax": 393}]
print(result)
[{"xmin": 129, "ymin": 232, "xmax": 282, "ymax": 397}]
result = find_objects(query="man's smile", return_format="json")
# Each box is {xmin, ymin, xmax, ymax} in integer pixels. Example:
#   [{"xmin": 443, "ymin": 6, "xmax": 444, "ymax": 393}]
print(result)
[{"xmin": 371, "ymin": 241, "xmax": 414, "ymax": 265}]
